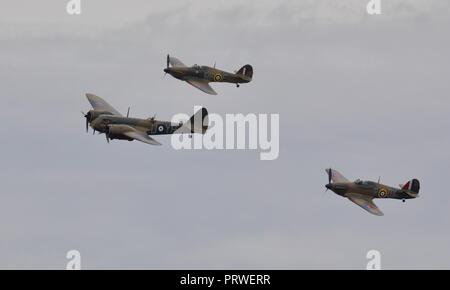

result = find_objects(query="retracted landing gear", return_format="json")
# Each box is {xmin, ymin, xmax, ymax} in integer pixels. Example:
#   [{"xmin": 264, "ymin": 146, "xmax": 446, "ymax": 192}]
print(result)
[
  {"xmin": 402, "ymin": 199, "xmax": 405, "ymax": 203},
  {"xmin": 236, "ymin": 83, "xmax": 240, "ymax": 88}
]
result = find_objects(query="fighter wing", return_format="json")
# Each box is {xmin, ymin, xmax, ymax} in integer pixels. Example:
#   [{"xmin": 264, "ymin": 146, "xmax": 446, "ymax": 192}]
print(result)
[
  {"xmin": 325, "ymin": 168, "xmax": 349, "ymax": 183},
  {"xmin": 121, "ymin": 126, "xmax": 162, "ymax": 146},
  {"xmin": 86, "ymin": 93, "xmax": 122, "ymax": 116},
  {"xmin": 169, "ymin": 56, "xmax": 187, "ymax": 67},
  {"xmin": 347, "ymin": 194, "xmax": 384, "ymax": 216},
  {"xmin": 186, "ymin": 80, "xmax": 217, "ymax": 95}
]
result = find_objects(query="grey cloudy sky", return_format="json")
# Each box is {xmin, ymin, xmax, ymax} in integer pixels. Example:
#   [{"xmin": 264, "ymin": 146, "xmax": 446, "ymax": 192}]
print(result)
[{"xmin": 1, "ymin": 0, "xmax": 450, "ymax": 269}]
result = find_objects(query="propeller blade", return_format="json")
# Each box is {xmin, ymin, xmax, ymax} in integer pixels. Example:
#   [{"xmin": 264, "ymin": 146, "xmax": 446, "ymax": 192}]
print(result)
[
  {"xmin": 328, "ymin": 169, "xmax": 332, "ymax": 184},
  {"xmin": 167, "ymin": 54, "xmax": 170, "ymax": 68},
  {"xmin": 81, "ymin": 111, "xmax": 88, "ymax": 132},
  {"xmin": 127, "ymin": 107, "xmax": 130, "ymax": 118},
  {"xmin": 86, "ymin": 118, "xmax": 89, "ymax": 133}
]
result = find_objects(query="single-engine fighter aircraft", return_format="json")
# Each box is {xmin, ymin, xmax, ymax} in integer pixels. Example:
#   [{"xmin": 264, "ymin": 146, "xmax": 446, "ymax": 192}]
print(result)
[
  {"xmin": 324, "ymin": 168, "xmax": 420, "ymax": 216},
  {"xmin": 163, "ymin": 54, "xmax": 253, "ymax": 95},
  {"xmin": 82, "ymin": 93, "xmax": 208, "ymax": 146}
]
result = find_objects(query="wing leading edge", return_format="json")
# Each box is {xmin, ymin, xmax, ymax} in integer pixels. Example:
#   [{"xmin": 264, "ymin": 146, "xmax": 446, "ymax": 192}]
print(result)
[
  {"xmin": 325, "ymin": 168, "xmax": 349, "ymax": 183},
  {"xmin": 122, "ymin": 126, "xmax": 162, "ymax": 146},
  {"xmin": 86, "ymin": 93, "xmax": 122, "ymax": 116},
  {"xmin": 347, "ymin": 194, "xmax": 384, "ymax": 216},
  {"xmin": 186, "ymin": 80, "xmax": 217, "ymax": 95},
  {"xmin": 168, "ymin": 56, "xmax": 187, "ymax": 68}
]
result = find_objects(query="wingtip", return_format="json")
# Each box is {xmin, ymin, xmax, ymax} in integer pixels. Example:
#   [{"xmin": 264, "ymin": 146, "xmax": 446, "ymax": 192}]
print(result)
[{"xmin": 85, "ymin": 93, "xmax": 98, "ymax": 99}]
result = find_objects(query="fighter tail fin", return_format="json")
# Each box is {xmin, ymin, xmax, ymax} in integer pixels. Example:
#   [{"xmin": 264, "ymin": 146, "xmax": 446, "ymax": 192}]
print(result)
[
  {"xmin": 236, "ymin": 64, "xmax": 253, "ymax": 80},
  {"xmin": 401, "ymin": 179, "xmax": 420, "ymax": 195}
]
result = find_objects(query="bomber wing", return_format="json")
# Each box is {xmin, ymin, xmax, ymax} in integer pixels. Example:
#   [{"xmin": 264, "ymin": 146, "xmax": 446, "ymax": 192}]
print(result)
[
  {"xmin": 186, "ymin": 80, "xmax": 217, "ymax": 95},
  {"xmin": 118, "ymin": 125, "xmax": 162, "ymax": 146},
  {"xmin": 86, "ymin": 93, "xmax": 122, "ymax": 116},
  {"xmin": 347, "ymin": 193, "xmax": 384, "ymax": 216}
]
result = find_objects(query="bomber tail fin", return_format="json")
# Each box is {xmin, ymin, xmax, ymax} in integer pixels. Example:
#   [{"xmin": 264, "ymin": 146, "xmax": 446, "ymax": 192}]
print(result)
[{"xmin": 176, "ymin": 108, "xmax": 209, "ymax": 134}]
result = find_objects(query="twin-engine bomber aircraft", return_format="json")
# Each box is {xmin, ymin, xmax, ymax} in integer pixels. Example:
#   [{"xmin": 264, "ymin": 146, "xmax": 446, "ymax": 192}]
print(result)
[
  {"xmin": 82, "ymin": 93, "xmax": 208, "ymax": 146},
  {"xmin": 324, "ymin": 168, "xmax": 420, "ymax": 216},
  {"xmin": 163, "ymin": 55, "xmax": 253, "ymax": 95}
]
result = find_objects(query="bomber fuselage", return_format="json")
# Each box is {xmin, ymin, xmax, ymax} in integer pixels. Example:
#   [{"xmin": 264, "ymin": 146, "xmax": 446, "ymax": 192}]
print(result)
[{"xmin": 90, "ymin": 114, "xmax": 182, "ymax": 136}]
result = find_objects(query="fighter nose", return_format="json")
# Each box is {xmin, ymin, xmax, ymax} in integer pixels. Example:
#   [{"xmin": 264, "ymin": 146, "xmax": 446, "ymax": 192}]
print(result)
[
  {"xmin": 164, "ymin": 68, "xmax": 169, "ymax": 73},
  {"xmin": 325, "ymin": 184, "xmax": 332, "ymax": 190}
]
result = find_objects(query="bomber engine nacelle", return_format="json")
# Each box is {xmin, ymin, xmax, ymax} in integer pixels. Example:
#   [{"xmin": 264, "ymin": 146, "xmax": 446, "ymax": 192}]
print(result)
[
  {"xmin": 86, "ymin": 110, "xmax": 113, "ymax": 122},
  {"xmin": 105, "ymin": 125, "xmax": 133, "ymax": 141}
]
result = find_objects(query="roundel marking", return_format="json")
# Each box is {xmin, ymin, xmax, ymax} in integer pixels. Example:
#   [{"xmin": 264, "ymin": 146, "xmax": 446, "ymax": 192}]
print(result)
[
  {"xmin": 214, "ymin": 74, "xmax": 223, "ymax": 82},
  {"xmin": 378, "ymin": 188, "xmax": 388, "ymax": 198},
  {"xmin": 157, "ymin": 125, "xmax": 165, "ymax": 133}
]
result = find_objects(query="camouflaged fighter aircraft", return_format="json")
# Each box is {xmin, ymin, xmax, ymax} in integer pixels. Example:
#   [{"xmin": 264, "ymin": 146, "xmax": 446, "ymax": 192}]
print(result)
[
  {"xmin": 163, "ymin": 54, "xmax": 253, "ymax": 95},
  {"xmin": 82, "ymin": 93, "xmax": 208, "ymax": 145},
  {"xmin": 324, "ymin": 168, "xmax": 420, "ymax": 216}
]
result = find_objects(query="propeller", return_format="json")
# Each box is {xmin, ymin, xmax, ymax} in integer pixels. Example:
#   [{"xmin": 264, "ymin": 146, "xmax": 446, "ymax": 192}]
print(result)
[
  {"xmin": 105, "ymin": 126, "xmax": 110, "ymax": 143},
  {"xmin": 164, "ymin": 54, "xmax": 170, "ymax": 78},
  {"xmin": 81, "ymin": 111, "xmax": 91, "ymax": 133},
  {"xmin": 324, "ymin": 168, "xmax": 332, "ymax": 194},
  {"xmin": 127, "ymin": 107, "xmax": 130, "ymax": 118}
]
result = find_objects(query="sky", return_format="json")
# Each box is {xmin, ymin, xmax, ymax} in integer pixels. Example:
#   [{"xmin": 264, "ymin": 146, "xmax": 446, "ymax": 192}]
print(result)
[{"xmin": 0, "ymin": 0, "xmax": 450, "ymax": 269}]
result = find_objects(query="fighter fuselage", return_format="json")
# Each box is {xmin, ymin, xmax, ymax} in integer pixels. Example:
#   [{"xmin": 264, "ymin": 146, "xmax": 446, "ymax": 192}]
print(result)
[
  {"xmin": 325, "ymin": 180, "xmax": 414, "ymax": 200},
  {"xmin": 164, "ymin": 65, "xmax": 251, "ymax": 84}
]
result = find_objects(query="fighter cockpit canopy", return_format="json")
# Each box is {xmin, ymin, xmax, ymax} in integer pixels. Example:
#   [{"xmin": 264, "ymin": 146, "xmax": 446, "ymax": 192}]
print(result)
[{"xmin": 354, "ymin": 179, "xmax": 367, "ymax": 185}]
